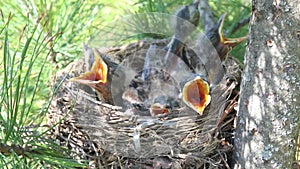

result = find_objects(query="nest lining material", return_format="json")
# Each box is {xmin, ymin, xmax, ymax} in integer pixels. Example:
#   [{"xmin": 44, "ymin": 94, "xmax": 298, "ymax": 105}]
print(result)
[{"xmin": 48, "ymin": 39, "xmax": 241, "ymax": 168}]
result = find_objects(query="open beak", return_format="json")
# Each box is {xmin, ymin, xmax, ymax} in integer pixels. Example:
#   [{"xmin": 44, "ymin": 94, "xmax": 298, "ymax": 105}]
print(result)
[
  {"xmin": 182, "ymin": 76, "xmax": 211, "ymax": 115},
  {"xmin": 150, "ymin": 103, "xmax": 170, "ymax": 116},
  {"xmin": 70, "ymin": 48, "xmax": 113, "ymax": 103},
  {"xmin": 70, "ymin": 48, "xmax": 108, "ymax": 85},
  {"xmin": 218, "ymin": 13, "xmax": 248, "ymax": 47},
  {"xmin": 216, "ymin": 13, "xmax": 247, "ymax": 60}
]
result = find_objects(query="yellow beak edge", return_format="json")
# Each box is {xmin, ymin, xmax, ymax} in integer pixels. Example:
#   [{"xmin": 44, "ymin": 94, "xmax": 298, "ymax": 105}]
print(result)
[{"xmin": 182, "ymin": 76, "xmax": 211, "ymax": 115}]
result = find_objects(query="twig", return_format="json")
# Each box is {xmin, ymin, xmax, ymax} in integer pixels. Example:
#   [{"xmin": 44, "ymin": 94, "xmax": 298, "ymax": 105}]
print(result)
[
  {"xmin": 0, "ymin": 143, "xmax": 37, "ymax": 157},
  {"xmin": 67, "ymin": 86, "xmax": 122, "ymax": 110},
  {"xmin": 217, "ymin": 92, "xmax": 240, "ymax": 128},
  {"xmin": 231, "ymin": 16, "xmax": 250, "ymax": 35},
  {"xmin": 0, "ymin": 143, "xmax": 26, "ymax": 156}
]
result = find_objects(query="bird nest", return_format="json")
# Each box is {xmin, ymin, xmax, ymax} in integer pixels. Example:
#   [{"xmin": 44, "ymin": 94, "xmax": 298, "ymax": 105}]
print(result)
[{"xmin": 47, "ymin": 39, "xmax": 242, "ymax": 168}]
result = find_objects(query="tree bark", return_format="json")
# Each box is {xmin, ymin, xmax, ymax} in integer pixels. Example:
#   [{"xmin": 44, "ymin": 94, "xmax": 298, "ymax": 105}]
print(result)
[{"xmin": 234, "ymin": 0, "xmax": 300, "ymax": 168}]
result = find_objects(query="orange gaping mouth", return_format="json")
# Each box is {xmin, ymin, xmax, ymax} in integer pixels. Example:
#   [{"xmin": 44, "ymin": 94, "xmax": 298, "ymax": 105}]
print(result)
[
  {"xmin": 150, "ymin": 103, "xmax": 170, "ymax": 116},
  {"xmin": 182, "ymin": 76, "xmax": 211, "ymax": 115},
  {"xmin": 70, "ymin": 49, "xmax": 108, "ymax": 85}
]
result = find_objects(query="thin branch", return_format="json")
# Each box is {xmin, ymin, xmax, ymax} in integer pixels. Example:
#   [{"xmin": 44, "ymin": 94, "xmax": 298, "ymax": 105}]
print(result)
[
  {"xmin": 231, "ymin": 16, "xmax": 250, "ymax": 35},
  {"xmin": 217, "ymin": 92, "xmax": 239, "ymax": 128},
  {"xmin": 0, "ymin": 143, "xmax": 28, "ymax": 156}
]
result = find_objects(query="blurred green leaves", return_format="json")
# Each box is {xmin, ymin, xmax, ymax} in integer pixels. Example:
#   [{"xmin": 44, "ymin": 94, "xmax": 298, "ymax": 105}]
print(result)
[
  {"xmin": 0, "ymin": 10, "xmax": 84, "ymax": 169},
  {"xmin": 0, "ymin": 0, "xmax": 103, "ymax": 168},
  {"xmin": 0, "ymin": 0, "xmax": 104, "ymax": 118},
  {"xmin": 0, "ymin": 0, "xmax": 103, "ymax": 67},
  {"xmin": 134, "ymin": 0, "xmax": 169, "ymax": 13}
]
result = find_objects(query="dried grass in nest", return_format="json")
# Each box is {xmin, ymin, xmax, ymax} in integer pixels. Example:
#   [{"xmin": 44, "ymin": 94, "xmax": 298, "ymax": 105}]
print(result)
[{"xmin": 47, "ymin": 39, "xmax": 242, "ymax": 168}]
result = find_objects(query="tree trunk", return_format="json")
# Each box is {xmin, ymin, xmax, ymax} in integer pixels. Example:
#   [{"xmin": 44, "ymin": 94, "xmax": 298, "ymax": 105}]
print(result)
[{"xmin": 234, "ymin": 0, "xmax": 300, "ymax": 168}]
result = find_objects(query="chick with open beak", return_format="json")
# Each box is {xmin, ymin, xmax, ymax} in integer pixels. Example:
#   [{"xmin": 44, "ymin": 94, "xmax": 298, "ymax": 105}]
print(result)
[
  {"xmin": 178, "ymin": 13, "xmax": 248, "ymax": 115},
  {"xmin": 69, "ymin": 47, "xmax": 115, "ymax": 104},
  {"xmin": 181, "ymin": 75, "xmax": 211, "ymax": 115},
  {"xmin": 206, "ymin": 13, "xmax": 247, "ymax": 61}
]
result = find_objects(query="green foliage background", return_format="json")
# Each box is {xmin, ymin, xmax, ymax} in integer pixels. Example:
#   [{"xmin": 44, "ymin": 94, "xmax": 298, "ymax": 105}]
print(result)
[{"xmin": 0, "ymin": 0, "xmax": 250, "ymax": 168}]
